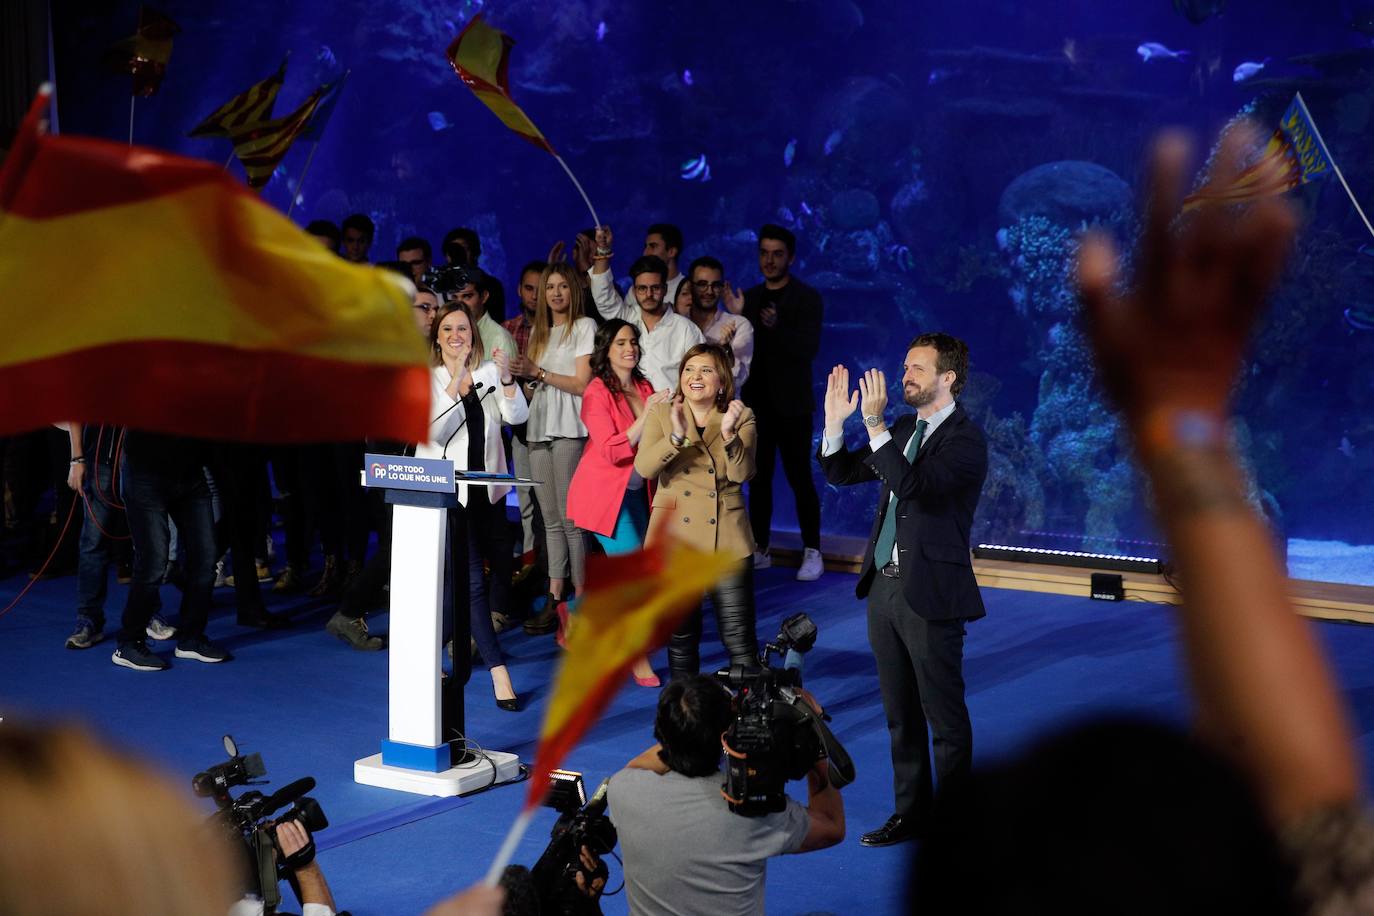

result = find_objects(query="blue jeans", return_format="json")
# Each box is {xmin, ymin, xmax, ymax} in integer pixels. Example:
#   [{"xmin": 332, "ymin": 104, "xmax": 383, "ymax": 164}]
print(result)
[
  {"xmin": 119, "ymin": 458, "xmax": 216, "ymax": 645},
  {"xmin": 75, "ymin": 460, "xmax": 127, "ymax": 629}
]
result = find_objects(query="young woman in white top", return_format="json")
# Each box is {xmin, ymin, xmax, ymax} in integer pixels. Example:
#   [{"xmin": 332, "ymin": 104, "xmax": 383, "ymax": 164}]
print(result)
[
  {"xmin": 416, "ymin": 304, "xmax": 528, "ymax": 710},
  {"xmin": 507, "ymin": 263, "xmax": 595, "ymax": 632}
]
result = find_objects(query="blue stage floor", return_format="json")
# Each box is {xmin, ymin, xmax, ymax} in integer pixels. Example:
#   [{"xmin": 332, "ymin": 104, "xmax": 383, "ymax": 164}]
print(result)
[{"xmin": 4, "ymin": 562, "xmax": 1374, "ymax": 915}]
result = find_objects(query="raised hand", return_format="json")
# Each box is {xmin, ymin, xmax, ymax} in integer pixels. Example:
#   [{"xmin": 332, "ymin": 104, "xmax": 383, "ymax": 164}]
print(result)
[
  {"xmin": 491, "ymin": 347, "xmax": 511, "ymax": 382},
  {"xmin": 645, "ymin": 389, "xmax": 672, "ymax": 410},
  {"xmin": 573, "ymin": 232, "xmax": 594, "ymax": 272},
  {"xmin": 858, "ymin": 368, "xmax": 888, "ymax": 431},
  {"xmin": 723, "ymin": 282, "xmax": 746, "ymax": 315},
  {"xmin": 720, "ymin": 398, "xmax": 746, "ymax": 441},
  {"xmin": 670, "ymin": 394, "xmax": 688, "ymax": 441},
  {"xmin": 823, "ymin": 364, "xmax": 859, "ymax": 435},
  {"xmin": 507, "ymin": 352, "xmax": 534, "ymax": 379},
  {"xmin": 594, "ymin": 225, "xmax": 614, "ymax": 259},
  {"xmin": 760, "ymin": 304, "xmax": 778, "ymax": 328},
  {"xmin": 547, "ymin": 239, "xmax": 567, "ymax": 263},
  {"xmin": 720, "ymin": 320, "xmax": 739, "ymax": 345},
  {"xmin": 1076, "ymin": 125, "xmax": 1296, "ymax": 444}
]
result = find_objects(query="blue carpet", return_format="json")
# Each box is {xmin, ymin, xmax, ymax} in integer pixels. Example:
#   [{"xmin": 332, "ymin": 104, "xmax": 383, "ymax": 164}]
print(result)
[{"xmin": 4, "ymin": 563, "xmax": 1374, "ymax": 915}]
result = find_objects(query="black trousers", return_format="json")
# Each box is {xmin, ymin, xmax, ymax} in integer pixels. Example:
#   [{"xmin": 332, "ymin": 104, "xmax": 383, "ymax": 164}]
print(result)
[
  {"xmin": 867, "ymin": 572, "xmax": 971, "ymax": 820},
  {"xmin": 748, "ymin": 411, "xmax": 821, "ymax": 551},
  {"xmin": 668, "ymin": 558, "xmax": 759, "ymax": 682},
  {"xmin": 209, "ymin": 444, "xmax": 268, "ymax": 612}
]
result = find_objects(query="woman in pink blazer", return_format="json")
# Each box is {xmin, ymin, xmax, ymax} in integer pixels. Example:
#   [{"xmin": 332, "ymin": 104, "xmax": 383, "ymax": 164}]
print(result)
[{"xmin": 568, "ymin": 318, "xmax": 669, "ymax": 684}]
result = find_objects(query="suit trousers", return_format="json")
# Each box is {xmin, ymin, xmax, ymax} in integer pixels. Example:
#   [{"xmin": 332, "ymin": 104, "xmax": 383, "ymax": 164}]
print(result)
[
  {"xmin": 748, "ymin": 411, "xmax": 821, "ymax": 551},
  {"xmin": 867, "ymin": 572, "xmax": 971, "ymax": 819}
]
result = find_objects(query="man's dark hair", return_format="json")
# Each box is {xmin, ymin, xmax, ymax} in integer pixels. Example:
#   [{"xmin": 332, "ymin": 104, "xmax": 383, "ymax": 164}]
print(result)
[
  {"xmin": 908, "ymin": 332, "xmax": 970, "ymax": 397},
  {"xmin": 628, "ymin": 255, "xmax": 668, "ymax": 283},
  {"xmin": 396, "ymin": 236, "xmax": 431, "ymax": 259},
  {"xmin": 479, "ymin": 273, "xmax": 506, "ymax": 320},
  {"xmin": 654, "ymin": 675, "xmax": 733, "ymax": 777},
  {"xmin": 443, "ymin": 227, "xmax": 482, "ymax": 264},
  {"xmin": 519, "ymin": 259, "xmax": 549, "ymax": 281},
  {"xmin": 758, "ymin": 223, "xmax": 796, "ymax": 257},
  {"xmin": 647, "ymin": 222, "xmax": 684, "ymax": 256},
  {"xmin": 498, "ymin": 864, "xmax": 541, "ymax": 916},
  {"xmin": 377, "ymin": 260, "xmax": 412, "ymax": 280},
  {"xmin": 305, "ymin": 219, "xmax": 340, "ymax": 250},
  {"xmin": 688, "ymin": 255, "xmax": 724, "ymax": 277},
  {"xmin": 342, "ymin": 213, "xmax": 374, "ymax": 241}
]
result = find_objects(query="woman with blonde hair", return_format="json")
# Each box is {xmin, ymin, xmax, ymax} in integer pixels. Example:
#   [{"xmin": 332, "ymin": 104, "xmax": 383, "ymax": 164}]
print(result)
[
  {"xmin": 508, "ymin": 263, "xmax": 596, "ymax": 635},
  {"xmin": 635, "ymin": 343, "xmax": 760, "ymax": 682},
  {"xmin": 417, "ymin": 303, "xmax": 528, "ymax": 710}
]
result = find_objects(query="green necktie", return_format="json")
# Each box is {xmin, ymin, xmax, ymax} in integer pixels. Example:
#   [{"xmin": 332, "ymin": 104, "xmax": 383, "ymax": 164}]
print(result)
[{"xmin": 872, "ymin": 418, "xmax": 927, "ymax": 569}]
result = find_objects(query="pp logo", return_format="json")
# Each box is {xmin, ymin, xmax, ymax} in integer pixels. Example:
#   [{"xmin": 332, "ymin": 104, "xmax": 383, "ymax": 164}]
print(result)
[{"xmin": 370, "ymin": 463, "xmax": 388, "ymax": 479}]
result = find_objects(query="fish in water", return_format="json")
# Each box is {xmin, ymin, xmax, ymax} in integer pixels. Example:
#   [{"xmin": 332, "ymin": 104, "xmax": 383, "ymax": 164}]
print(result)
[
  {"xmin": 783, "ymin": 138, "xmax": 797, "ymax": 167},
  {"xmin": 823, "ymin": 129, "xmax": 844, "ymax": 156},
  {"xmin": 799, "ymin": 201, "xmax": 813, "ymax": 216},
  {"xmin": 1173, "ymin": 0, "xmax": 1227, "ymax": 24},
  {"xmin": 682, "ymin": 69, "xmax": 693, "ymax": 86},
  {"xmin": 777, "ymin": 206, "xmax": 797, "ymax": 226},
  {"xmin": 1062, "ymin": 38, "xmax": 1078, "ymax": 65},
  {"xmin": 1137, "ymin": 42, "xmax": 1190, "ymax": 62},
  {"xmin": 1345, "ymin": 305, "xmax": 1374, "ymax": 331},
  {"xmin": 317, "ymin": 45, "xmax": 337, "ymax": 67},
  {"xmin": 1339, "ymin": 436, "xmax": 1356, "ymax": 459},
  {"xmin": 595, "ymin": 21, "xmax": 607, "ymax": 42},
  {"xmin": 1232, "ymin": 58, "xmax": 1269, "ymax": 82},
  {"xmin": 680, "ymin": 154, "xmax": 711, "ymax": 182},
  {"xmin": 927, "ymin": 67, "xmax": 955, "ymax": 85},
  {"xmin": 428, "ymin": 111, "xmax": 452, "ymax": 132}
]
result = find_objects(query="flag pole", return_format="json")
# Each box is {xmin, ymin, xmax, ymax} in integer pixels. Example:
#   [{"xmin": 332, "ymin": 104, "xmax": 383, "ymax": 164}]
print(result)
[
  {"xmin": 483, "ymin": 807, "xmax": 536, "ymax": 887},
  {"xmin": 553, "ymin": 154, "xmax": 601, "ymax": 229},
  {"xmin": 223, "ymin": 150, "xmax": 235, "ymax": 171},
  {"xmin": 1296, "ymin": 92, "xmax": 1374, "ymax": 241},
  {"xmin": 285, "ymin": 139, "xmax": 321, "ymax": 219},
  {"xmin": 128, "ymin": 96, "xmax": 135, "ymax": 145}
]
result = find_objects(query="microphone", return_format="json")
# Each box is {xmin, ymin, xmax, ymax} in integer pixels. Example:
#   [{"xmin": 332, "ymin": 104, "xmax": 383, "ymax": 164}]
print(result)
[{"xmin": 257, "ymin": 776, "xmax": 316, "ymax": 818}]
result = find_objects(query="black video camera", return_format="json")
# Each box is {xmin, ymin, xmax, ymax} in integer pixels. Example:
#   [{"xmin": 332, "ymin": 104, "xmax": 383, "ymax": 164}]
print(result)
[
  {"xmin": 531, "ymin": 770, "xmax": 615, "ymax": 916},
  {"xmin": 194, "ymin": 735, "xmax": 329, "ymax": 913},
  {"xmin": 717, "ymin": 613, "xmax": 854, "ymax": 817}
]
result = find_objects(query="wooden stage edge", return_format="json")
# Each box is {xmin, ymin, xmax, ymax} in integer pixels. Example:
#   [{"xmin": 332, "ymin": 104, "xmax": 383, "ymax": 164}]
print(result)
[{"xmin": 766, "ymin": 536, "xmax": 1374, "ymax": 627}]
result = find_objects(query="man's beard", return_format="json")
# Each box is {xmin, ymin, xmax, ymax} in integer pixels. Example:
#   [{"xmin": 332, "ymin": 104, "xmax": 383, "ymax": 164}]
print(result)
[{"xmin": 904, "ymin": 384, "xmax": 935, "ymax": 408}]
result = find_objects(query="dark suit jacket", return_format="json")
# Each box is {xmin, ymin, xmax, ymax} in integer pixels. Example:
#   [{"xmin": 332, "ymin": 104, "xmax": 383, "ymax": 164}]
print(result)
[
  {"xmin": 740, "ymin": 277, "xmax": 823, "ymax": 417},
  {"xmin": 817, "ymin": 405, "xmax": 988, "ymax": 621}
]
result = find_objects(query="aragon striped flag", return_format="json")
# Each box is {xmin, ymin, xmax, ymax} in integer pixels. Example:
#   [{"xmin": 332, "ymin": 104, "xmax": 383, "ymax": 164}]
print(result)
[
  {"xmin": 523, "ymin": 540, "xmax": 740, "ymax": 811},
  {"xmin": 446, "ymin": 14, "xmax": 556, "ymax": 155},
  {"xmin": 188, "ymin": 56, "xmax": 288, "ymax": 138},
  {"xmin": 228, "ymin": 84, "xmax": 326, "ymax": 188},
  {"xmin": 0, "ymin": 86, "xmax": 429, "ymax": 444}
]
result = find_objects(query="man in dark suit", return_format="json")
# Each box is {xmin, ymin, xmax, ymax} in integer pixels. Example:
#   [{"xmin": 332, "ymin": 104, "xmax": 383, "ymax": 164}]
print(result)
[{"xmin": 817, "ymin": 332, "xmax": 988, "ymax": 846}]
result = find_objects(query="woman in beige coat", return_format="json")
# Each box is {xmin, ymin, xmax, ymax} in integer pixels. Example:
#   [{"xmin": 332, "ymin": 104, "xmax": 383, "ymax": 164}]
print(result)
[{"xmin": 635, "ymin": 343, "xmax": 760, "ymax": 681}]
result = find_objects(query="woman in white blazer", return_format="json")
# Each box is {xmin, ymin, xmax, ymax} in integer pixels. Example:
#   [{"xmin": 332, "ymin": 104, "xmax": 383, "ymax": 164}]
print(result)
[{"xmin": 416, "ymin": 304, "xmax": 528, "ymax": 710}]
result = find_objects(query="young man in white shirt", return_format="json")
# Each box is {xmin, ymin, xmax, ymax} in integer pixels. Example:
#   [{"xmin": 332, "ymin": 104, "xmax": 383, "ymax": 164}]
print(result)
[{"xmin": 685, "ymin": 255, "xmax": 754, "ymax": 390}]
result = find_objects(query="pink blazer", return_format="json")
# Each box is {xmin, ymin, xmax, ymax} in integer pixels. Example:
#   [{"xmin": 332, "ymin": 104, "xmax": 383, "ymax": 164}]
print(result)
[{"xmin": 567, "ymin": 376, "xmax": 656, "ymax": 537}]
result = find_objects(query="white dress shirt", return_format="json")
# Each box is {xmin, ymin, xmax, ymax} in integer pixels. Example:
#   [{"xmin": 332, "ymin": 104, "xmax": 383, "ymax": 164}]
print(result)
[
  {"xmin": 697, "ymin": 310, "xmax": 754, "ymax": 389},
  {"xmin": 588, "ymin": 269, "xmax": 705, "ymax": 392}
]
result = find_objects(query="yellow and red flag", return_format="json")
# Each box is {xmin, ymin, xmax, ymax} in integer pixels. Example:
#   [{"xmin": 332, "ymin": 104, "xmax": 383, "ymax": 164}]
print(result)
[
  {"xmin": 446, "ymin": 14, "xmax": 556, "ymax": 155},
  {"xmin": 523, "ymin": 540, "xmax": 740, "ymax": 810},
  {"xmin": 228, "ymin": 84, "xmax": 326, "ymax": 188},
  {"xmin": 188, "ymin": 57, "xmax": 288, "ymax": 138},
  {"xmin": 0, "ymin": 87, "xmax": 429, "ymax": 444},
  {"xmin": 1184, "ymin": 94, "xmax": 1334, "ymax": 210},
  {"xmin": 104, "ymin": 5, "xmax": 180, "ymax": 97}
]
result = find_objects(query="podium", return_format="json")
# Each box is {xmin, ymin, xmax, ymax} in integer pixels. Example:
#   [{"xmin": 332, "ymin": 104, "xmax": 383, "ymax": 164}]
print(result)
[{"xmin": 352, "ymin": 453, "xmax": 530, "ymax": 796}]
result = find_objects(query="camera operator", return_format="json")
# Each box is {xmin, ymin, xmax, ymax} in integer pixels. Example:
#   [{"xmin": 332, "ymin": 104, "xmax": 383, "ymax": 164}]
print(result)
[
  {"xmin": 608, "ymin": 675, "xmax": 845, "ymax": 916},
  {"xmin": 227, "ymin": 819, "xmax": 336, "ymax": 916}
]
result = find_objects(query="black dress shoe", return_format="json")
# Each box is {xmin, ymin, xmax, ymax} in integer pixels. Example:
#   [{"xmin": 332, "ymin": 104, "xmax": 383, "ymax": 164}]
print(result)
[
  {"xmin": 860, "ymin": 813, "xmax": 920, "ymax": 847},
  {"xmin": 495, "ymin": 696, "xmax": 520, "ymax": 712},
  {"xmin": 236, "ymin": 606, "xmax": 292, "ymax": 629}
]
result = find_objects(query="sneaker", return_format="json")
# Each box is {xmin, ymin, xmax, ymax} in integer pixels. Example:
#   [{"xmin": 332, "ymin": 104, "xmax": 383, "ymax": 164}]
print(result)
[
  {"xmin": 308, "ymin": 555, "xmax": 342, "ymax": 598},
  {"xmin": 271, "ymin": 564, "xmax": 303, "ymax": 593},
  {"xmin": 796, "ymin": 547, "xmax": 824, "ymax": 582},
  {"xmin": 113, "ymin": 641, "xmax": 169, "ymax": 671},
  {"xmin": 213, "ymin": 557, "xmax": 230, "ymax": 588},
  {"xmin": 325, "ymin": 611, "xmax": 385, "ymax": 651},
  {"xmin": 66, "ymin": 620, "xmax": 104, "ymax": 650},
  {"xmin": 146, "ymin": 615, "xmax": 177, "ymax": 641},
  {"xmin": 491, "ymin": 611, "xmax": 512, "ymax": 633},
  {"xmin": 753, "ymin": 549, "xmax": 772, "ymax": 570},
  {"xmin": 255, "ymin": 560, "xmax": 273, "ymax": 582},
  {"xmin": 175, "ymin": 636, "xmax": 233, "ymax": 663}
]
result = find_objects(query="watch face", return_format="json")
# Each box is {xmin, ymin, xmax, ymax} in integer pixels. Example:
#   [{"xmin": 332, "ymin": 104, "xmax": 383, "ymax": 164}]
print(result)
[{"xmin": 864, "ymin": 415, "xmax": 881, "ymax": 427}]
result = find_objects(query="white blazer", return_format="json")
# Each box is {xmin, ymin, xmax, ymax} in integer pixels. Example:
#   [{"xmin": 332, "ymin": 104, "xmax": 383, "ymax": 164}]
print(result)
[{"xmin": 415, "ymin": 361, "xmax": 528, "ymax": 506}]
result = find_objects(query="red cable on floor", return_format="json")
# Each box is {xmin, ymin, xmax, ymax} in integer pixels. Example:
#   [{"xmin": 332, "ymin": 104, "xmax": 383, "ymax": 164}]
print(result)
[{"xmin": 0, "ymin": 496, "xmax": 80, "ymax": 619}]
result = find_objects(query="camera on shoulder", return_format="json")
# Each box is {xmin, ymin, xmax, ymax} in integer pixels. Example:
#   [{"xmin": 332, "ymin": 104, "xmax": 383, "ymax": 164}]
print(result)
[
  {"xmin": 530, "ymin": 770, "xmax": 614, "ymax": 915},
  {"xmin": 717, "ymin": 613, "xmax": 855, "ymax": 817}
]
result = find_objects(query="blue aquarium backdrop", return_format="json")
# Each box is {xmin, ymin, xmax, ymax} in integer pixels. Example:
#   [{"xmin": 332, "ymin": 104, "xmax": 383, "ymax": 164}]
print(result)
[{"xmin": 51, "ymin": 0, "xmax": 1374, "ymax": 584}]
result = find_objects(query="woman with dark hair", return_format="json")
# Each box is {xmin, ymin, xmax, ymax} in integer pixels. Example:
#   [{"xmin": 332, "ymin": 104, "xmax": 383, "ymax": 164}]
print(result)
[
  {"xmin": 634, "ymin": 344, "xmax": 759, "ymax": 682},
  {"xmin": 568, "ymin": 319, "xmax": 670, "ymax": 685},
  {"xmin": 417, "ymin": 304, "xmax": 527, "ymax": 710}
]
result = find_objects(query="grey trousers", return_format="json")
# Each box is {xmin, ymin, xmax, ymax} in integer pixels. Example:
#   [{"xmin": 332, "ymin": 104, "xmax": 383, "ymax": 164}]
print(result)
[{"xmin": 527, "ymin": 437, "xmax": 586, "ymax": 590}]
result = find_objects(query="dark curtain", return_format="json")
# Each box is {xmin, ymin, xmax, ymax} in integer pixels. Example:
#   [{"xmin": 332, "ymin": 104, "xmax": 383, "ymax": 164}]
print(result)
[{"xmin": 1, "ymin": 0, "xmax": 50, "ymax": 150}]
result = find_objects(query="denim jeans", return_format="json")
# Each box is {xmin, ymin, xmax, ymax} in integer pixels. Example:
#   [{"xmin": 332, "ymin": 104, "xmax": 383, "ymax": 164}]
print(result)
[
  {"xmin": 74, "ymin": 459, "xmax": 127, "ymax": 629},
  {"xmin": 119, "ymin": 458, "xmax": 216, "ymax": 645}
]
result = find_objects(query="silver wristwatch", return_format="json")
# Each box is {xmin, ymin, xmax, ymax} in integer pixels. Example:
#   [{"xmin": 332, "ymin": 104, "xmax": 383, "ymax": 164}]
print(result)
[{"xmin": 863, "ymin": 414, "xmax": 882, "ymax": 428}]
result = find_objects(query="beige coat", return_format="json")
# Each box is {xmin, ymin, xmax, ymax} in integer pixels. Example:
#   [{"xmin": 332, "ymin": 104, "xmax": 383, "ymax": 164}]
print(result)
[{"xmin": 634, "ymin": 400, "xmax": 757, "ymax": 560}]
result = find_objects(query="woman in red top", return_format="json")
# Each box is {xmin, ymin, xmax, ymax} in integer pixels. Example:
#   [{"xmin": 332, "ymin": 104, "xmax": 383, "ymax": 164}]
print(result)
[{"xmin": 568, "ymin": 318, "xmax": 669, "ymax": 685}]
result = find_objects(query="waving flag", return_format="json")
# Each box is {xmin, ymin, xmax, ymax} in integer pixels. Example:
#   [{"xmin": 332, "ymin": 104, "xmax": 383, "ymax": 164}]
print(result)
[
  {"xmin": 298, "ymin": 71, "xmax": 348, "ymax": 142},
  {"xmin": 229, "ymin": 85, "xmax": 325, "ymax": 188},
  {"xmin": 0, "ymin": 86, "xmax": 429, "ymax": 444},
  {"xmin": 446, "ymin": 14, "xmax": 555, "ymax": 155},
  {"xmin": 188, "ymin": 57, "xmax": 288, "ymax": 138},
  {"xmin": 104, "ymin": 5, "xmax": 180, "ymax": 97},
  {"xmin": 1185, "ymin": 94, "xmax": 1334, "ymax": 209}
]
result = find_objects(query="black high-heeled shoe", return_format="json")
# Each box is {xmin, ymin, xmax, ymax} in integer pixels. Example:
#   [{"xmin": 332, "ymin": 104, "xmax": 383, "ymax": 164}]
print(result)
[{"xmin": 495, "ymin": 695, "xmax": 520, "ymax": 712}]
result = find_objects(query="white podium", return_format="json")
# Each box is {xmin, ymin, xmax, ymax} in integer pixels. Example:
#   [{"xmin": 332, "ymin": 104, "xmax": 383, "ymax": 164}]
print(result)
[{"xmin": 352, "ymin": 455, "xmax": 532, "ymax": 796}]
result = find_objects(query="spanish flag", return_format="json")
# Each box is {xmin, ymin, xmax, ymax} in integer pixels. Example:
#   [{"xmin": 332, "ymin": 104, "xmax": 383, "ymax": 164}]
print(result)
[
  {"xmin": 524, "ymin": 540, "xmax": 739, "ymax": 809},
  {"xmin": 1184, "ymin": 94, "xmax": 1334, "ymax": 210},
  {"xmin": 188, "ymin": 56, "xmax": 288, "ymax": 138},
  {"xmin": 446, "ymin": 14, "xmax": 556, "ymax": 155},
  {"xmin": 0, "ymin": 86, "xmax": 429, "ymax": 444},
  {"xmin": 104, "ymin": 5, "xmax": 180, "ymax": 97}
]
